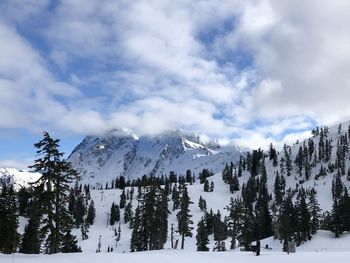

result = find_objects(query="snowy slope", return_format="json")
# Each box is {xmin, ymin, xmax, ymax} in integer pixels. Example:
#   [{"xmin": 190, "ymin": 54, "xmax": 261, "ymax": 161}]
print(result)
[
  {"xmin": 0, "ymin": 168, "xmax": 41, "ymax": 190},
  {"xmin": 62, "ymin": 171, "xmax": 350, "ymax": 254},
  {"xmin": 2, "ymin": 250, "xmax": 350, "ymax": 263},
  {"xmin": 6, "ymin": 121, "xmax": 350, "ymax": 256},
  {"xmin": 66, "ymin": 120, "xmax": 350, "ymax": 254},
  {"xmin": 262, "ymin": 121, "xmax": 350, "ymax": 211},
  {"xmin": 67, "ymin": 129, "xmax": 244, "ymax": 186}
]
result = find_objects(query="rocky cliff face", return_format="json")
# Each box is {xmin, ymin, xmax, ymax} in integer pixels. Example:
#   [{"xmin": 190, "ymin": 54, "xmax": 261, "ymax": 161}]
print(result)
[{"xmin": 67, "ymin": 129, "xmax": 244, "ymax": 185}]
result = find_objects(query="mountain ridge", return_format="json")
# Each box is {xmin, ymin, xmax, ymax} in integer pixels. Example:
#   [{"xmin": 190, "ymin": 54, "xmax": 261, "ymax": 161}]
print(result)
[{"xmin": 67, "ymin": 129, "xmax": 245, "ymax": 186}]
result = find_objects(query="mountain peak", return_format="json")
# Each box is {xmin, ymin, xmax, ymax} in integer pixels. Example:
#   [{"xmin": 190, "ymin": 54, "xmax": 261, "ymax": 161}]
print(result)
[{"xmin": 67, "ymin": 130, "xmax": 243, "ymax": 185}]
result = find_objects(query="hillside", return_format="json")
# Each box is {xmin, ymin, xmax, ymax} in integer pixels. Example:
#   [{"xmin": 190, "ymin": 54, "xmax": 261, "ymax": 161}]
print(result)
[
  {"xmin": 0, "ymin": 168, "xmax": 41, "ymax": 190},
  {"xmin": 2, "ymin": 121, "xmax": 350, "ymax": 255}
]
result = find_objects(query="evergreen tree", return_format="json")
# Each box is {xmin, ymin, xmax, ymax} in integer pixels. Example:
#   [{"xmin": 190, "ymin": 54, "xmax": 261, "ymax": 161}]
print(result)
[
  {"xmin": 130, "ymin": 185, "xmax": 169, "ymax": 251},
  {"xmin": 225, "ymin": 198, "xmax": 244, "ymax": 250},
  {"xmin": 222, "ymin": 163, "xmax": 233, "ymax": 184},
  {"xmin": 199, "ymin": 169, "xmax": 212, "ymax": 184},
  {"xmin": 17, "ymin": 187, "xmax": 32, "ymax": 216},
  {"xmin": 274, "ymin": 173, "xmax": 285, "ymax": 206},
  {"xmin": 185, "ymin": 169, "xmax": 192, "ymax": 184},
  {"xmin": 309, "ymin": 189, "xmax": 321, "ymax": 235},
  {"xmin": 255, "ymin": 175, "xmax": 272, "ymax": 239},
  {"xmin": 203, "ymin": 179, "xmax": 210, "ymax": 192},
  {"xmin": 172, "ymin": 184, "xmax": 180, "ymax": 211},
  {"xmin": 198, "ymin": 195, "xmax": 207, "ymax": 212},
  {"xmin": 230, "ymin": 173, "xmax": 240, "ymax": 193},
  {"xmin": 331, "ymin": 199, "xmax": 344, "ymax": 238},
  {"xmin": 295, "ymin": 188, "xmax": 311, "ymax": 245},
  {"xmin": 268, "ymin": 143, "xmax": 278, "ymax": 167},
  {"xmin": 0, "ymin": 184, "xmax": 19, "ymax": 253},
  {"xmin": 86, "ymin": 200, "xmax": 96, "ymax": 225},
  {"xmin": 240, "ymin": 206, "xmax": 255, "ymax": 251},
  {"xmin": 20, "ymin": 204, "xmax": 41, "ymax": 254},
  {"xmin": 284, "ymin": 145, "xmax": 293, "ymax": 177},
  {"xmin": 120, "ymin": 190, "xmax": 126, "ymax": 209},
  {"xmin": 279, "ymin": 191, "xmax": 297, "ymax": 251},
  {"xmin": 124, "ymin": 201, "xmax": 133, "ymax": 224},
  {"xmin": 61, "ymin": 230, "xmax": 81, "ymax": 253},
  {"xmin": 80, "ymin": 219, "xmax": 89, "ymax": 240},
  {"xmin": 294, "ymin": 146, "xmax": 303, "ymax": 177},
  {"xmin": 130, "ymin": 206, "xmax": 142, "ymax": 252},
  {"xmin": 74, "ymin": 195, "xmax": 85, "ymax": 227},
  {"xmin": 110, "ymin": 202, "xmax": 120, "ymax": 225},
  {"xmin": 29, "ymin": 132, "xmax": 79, "ymax": 254},
  {"xmin": 177, "ymin": 184, "xmax": 193, "ymax": 249},
  {"xmin": 213, "ymin": 211, "xmax": 228, "ymax": 248},
  {"xmin": 209, "ymin": 181, "xmax": 215, "ymax": 192},
  {"xmin": 196, "ymin": 217, "xmax": 209, "ymax": 251}
]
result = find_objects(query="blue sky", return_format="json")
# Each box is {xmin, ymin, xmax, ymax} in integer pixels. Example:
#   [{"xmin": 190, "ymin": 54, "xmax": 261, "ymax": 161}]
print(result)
[{"xmin": 1, "ymin": 0, "xmax": 350, "ymax": 169}]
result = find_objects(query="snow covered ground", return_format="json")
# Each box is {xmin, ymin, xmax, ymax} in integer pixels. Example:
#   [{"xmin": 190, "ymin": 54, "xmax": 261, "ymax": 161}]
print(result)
[{"xmin": 1, "ymin": 250, "xmax": 350, "ymax": 263}]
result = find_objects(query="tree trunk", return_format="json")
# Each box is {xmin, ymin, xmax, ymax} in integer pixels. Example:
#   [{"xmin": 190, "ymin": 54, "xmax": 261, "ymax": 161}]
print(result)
[
  {"xmin": 256, "ymin": 240, "xmax": 260, "ymax": 256},
  {"xmin": 181, "ymin": 234, "xmax": 185, "ymax": 249}
]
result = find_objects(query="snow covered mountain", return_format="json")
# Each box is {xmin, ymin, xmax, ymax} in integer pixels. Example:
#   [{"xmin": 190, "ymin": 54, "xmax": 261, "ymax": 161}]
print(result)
[
  {"xmin": 0, "ymin": 168, "xmax": 41, "ymax": 190},
  {"xmin": 67, "ymin": 129, "xmax": 244, "ymax": 185},
  {"xmin": 3, "ymin": 121, "xmax": 350, "ymax": 256}
]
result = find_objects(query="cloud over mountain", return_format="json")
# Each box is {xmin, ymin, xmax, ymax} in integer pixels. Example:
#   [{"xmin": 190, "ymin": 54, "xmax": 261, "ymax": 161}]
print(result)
[{"xmin": 1, "ymin": 0, "xmax": 350, "ymax": 149}]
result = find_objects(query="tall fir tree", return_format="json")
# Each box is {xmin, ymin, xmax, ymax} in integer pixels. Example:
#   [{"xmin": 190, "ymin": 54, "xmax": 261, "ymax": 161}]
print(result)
[
  {"xmin": 196, "ymin": 217, "xmax": 209, "ymax": 251},
  {"xmin": 20, "ymin": 203, "xmax": 41, "ymax": 254},
  {"xmin": 29, "ymin": 132, "xmax": 79, "ymax": 254},
  {"xmin": 177, "ymin": 184, "xmax": 193, "ymax": 249},
  {"xmin": 86, "ymin": 200, "xmax": 96, "ymax": 225},
  {"xmin": 0, "ymin": 184, "xmax": 19, "ymax": 253}
]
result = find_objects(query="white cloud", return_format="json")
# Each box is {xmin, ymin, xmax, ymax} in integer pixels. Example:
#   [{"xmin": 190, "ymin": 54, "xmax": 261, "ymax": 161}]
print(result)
[
  {"xmin": 0, "ymin": 158, "xmax": 34, "ymax": 171},
  {"xmin": 1, "ymin": 0, "xmax": 350, "ymax": 154}
]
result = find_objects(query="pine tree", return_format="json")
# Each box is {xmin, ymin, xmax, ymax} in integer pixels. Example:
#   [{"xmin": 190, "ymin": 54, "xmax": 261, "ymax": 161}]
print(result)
[
  {"xmin": 177, "ymin": 184, "xmax": 193, "ymax": 249},
  {"xmin": 199, "ymin": 169, "xmax": 212, "ymax": 184},
  {"xmin": 110, "ymin": 202, "xmax": 120, "ymax": 225},
  {"xmin": 120, "ymin": 190, "xmax": 126, "ymax": 209},
  {"xmin": 209, "ymin": 181, "xmax": 215, "ymax": 192},
  {"xmin": 80, "ymin": 219, "xmax": 89, "ymax": 240},
  {"xmin": 284, "ymin": 145, "xmax": 292, "ymax": 177},
  {"xmin": 130, "ymin": 185, "xmax": 169, "ymax": 251},
  {"xmin": 222, "ymin": 163, "xmax": 232, "ymax": 184},
  {"xmin": 86, "ymin": 200, "xmax": 96, "ymax": 225},
  {"xmin": 0, "ymin": 184, "xmax": 19, "ymax": 254},
  {"xmin": 279, "ymin": 191, "xmax": 297, "ymax": 251},
  {"xmin": 198, "ymin": 195, "xmax": 207, "ymax": 212},
  {"xmin": 268, "ymin": 143, "xmax": 278, "ymax": 167},
  {"xmin": 274, "ymin": 173, "xmax": 285, "ymax": 206},
  {"xmin": 74, "ymin": 195, "xmax": 85, "ymax": 227},
  {"xmin": 203, "ymin": 179, "xmax": 210, "ymax": 192},
  {"xmin": 61, "ymin": 230, "xmax": 81, "ymax": 253},
  {"xmin": 20, "ymin": 204, "xmax": 41, "ymax": 254},
  {"xmin": 342, "ymin": 190, "xmax": 350, "ymax": 232},
  {"xmin": 213, "ymin": 211, "xmax": 228, "ymax": 250},
  {"xmin": 196, "ymin": 217, "xmax": 209, "ymax": 251},
  {"xmin": 331, "ymin": 199, "xmax": 343, "ymax": 238},
  {"xmin": 130, "ymin": 206, "xmax": 142, "ymax": 252},
  {"xmin": 230, "ymin": 174, "xmax": 240, "ymax": 193},
  {"xmin": 28, "ymin": 132, "xmax": 79, "ymax": 254},
  {"xmin": 124, "ymin": 201, "xmax": 133, "ymax": 224},
  {"xmin": 295, "ymin": 188, "xmax": 311, "ymax": 245},
  {"xmin": 309, "ymin": 189, "xmax": 321, "ymax": 235},
  {"xmin": 172, "ymin": 184, "xmax": 180, "ymax": 211},
  {"xmin": 294, "ymin": 146, "xmax": 303, "ymax": 177},
  {"xmin": 185, "ymin": 169, "xmax": 192, "ymax": 184},
  {"xmin": 225, "ymin": 198, "xmax": 244, "ymax": 250},
  {"xmin": 255, "ymin": 174, "xmax": 272, "ymax": 239},
  {"xmin": 17, "ymin": 187, "xmax": 32, "ymax": 216}
]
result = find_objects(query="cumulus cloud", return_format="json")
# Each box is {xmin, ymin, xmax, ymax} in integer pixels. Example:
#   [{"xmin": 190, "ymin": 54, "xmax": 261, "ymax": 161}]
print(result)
[{"xmin": 0, "ymin": 0, "xmax": 349, "ymax": 153}]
